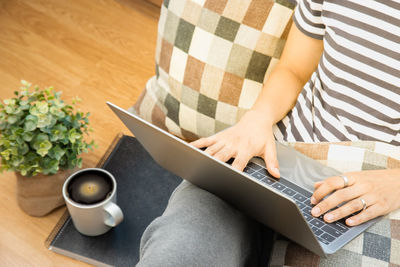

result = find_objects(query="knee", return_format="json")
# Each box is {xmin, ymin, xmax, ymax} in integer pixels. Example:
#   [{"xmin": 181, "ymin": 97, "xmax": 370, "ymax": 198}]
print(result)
[
  {"xmin": 137, "ymin": 187, "xmax": 254, "ymax": 267},
  {"xmin": 137, "ymin": 219, "xmax": 218, "ymax": 267}
]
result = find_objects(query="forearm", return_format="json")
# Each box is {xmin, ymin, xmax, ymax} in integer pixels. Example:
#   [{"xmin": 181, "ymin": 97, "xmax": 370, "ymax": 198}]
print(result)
[
  {"xmin": 251, "ymin": 64, "xmax": 305, "ymax": 125},
  {"xmin": 248, "ymin": 22, "xmax": 323, "ymax": 126}
]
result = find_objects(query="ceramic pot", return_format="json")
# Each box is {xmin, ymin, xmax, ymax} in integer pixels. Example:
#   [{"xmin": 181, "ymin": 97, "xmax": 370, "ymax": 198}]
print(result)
[{"xmin": 16, "ymin": 168, "xmax": 77, "ymax": 217}]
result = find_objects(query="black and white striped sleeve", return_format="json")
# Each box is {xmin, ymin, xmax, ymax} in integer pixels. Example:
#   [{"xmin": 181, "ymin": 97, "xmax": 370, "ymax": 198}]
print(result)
[{"xmin": 293, "ymin": 0, "xmax": 325, "ymax": 40}]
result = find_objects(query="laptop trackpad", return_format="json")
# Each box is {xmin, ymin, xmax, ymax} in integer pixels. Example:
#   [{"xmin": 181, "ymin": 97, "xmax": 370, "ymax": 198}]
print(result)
[{"xmin": 250, "ymin": 142, "xmax": 341, "ymax": 192}]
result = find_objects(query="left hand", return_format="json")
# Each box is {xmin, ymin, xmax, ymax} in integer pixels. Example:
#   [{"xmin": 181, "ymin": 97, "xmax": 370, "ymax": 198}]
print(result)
[{"xmin": 310, "ymin": 169, "xmax": 400, "ymax": 226}]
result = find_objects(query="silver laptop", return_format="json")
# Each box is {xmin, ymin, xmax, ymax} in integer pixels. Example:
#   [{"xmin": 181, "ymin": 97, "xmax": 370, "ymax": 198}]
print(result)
[{"xmin": 107, "ymin": 102, "xmax": 380, "ymax": 257}]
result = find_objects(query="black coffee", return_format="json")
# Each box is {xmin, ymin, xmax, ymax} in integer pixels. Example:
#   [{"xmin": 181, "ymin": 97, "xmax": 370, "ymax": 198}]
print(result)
[{"xmin": 67, "ymin": 170, "xmax": 113, "ymax": 205}]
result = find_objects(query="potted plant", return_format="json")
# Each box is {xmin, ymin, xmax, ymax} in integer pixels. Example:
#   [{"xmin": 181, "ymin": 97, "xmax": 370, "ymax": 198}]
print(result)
[{"xmin": 0, "ymin": 80, "xmax": 95, "ymax": 216}]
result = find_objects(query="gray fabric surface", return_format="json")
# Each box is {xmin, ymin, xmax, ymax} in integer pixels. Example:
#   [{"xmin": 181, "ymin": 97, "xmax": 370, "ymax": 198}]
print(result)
[{"xmin": 137, "ymin": 181, "xmax": 260, "ymax": 267}]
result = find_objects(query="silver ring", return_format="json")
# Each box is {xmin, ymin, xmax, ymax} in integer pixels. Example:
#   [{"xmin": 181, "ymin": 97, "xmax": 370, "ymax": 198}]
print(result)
[
  {"xmin": 339, "ymin": 174, "xmax": 349, "ymax": 188},
  {"xmin": 360, "ymin": 198, "xmax": 367, "ymax": 211}
]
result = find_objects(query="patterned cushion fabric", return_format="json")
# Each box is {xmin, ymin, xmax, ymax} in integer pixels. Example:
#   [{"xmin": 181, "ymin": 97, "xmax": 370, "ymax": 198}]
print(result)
[{"xmin": 132, "ymin": 0, "xmax": 297, "ymax": 141}]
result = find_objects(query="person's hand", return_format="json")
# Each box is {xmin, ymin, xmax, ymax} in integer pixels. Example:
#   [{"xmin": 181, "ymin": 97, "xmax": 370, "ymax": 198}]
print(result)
[
  {"xmin": 310, "ymin": 169, "xmax": 400, "ymax": 226},
  {"xmin": 190, "ymin": 109, "xmax": 280, "ymax": 178}
]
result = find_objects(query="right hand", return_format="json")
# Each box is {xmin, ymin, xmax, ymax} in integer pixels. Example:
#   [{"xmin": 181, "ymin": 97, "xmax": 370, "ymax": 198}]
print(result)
[{"xmin": 190, "ymin": 109, "xmax": 280, "ymax": 178}]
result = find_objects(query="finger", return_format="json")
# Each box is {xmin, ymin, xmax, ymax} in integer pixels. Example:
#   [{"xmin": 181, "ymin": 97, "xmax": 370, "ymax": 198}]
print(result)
[
  {"xmin": 231, "ymin": 152, "xmax": 252, "ymax": 171},
  {"xmin": 263, "ymin": 137, "xmax": 280, "ymax": 178},
  {"xmin": 346, "ymin": 203, "xmax": 382, "ymax": 226},
  {"xmin": 310, "ymin": 181, "xmax": 323, "ymax": 205},
  {"xmin": 190, "ymin": 136, "xmax": 217, "ymax": 148},
  {"xmin": 311, "ymin": 175, "xmax": 355, "ymax": 204},
  {"xmin": 314, "ymin": 181, "xmax": 323, "ymax": 189},
  {"xmin": 214, "ymin": 147, "xmax": 235, "ymax": 163},
  {"xmin": 311, "ymin": 185, "xmax": 363, "ymax": 217},
  {"xmin": 204, "ymin": 142, "xmax": 224, "ymax": 156},
  {"xmin": 322, "ymin": 195, "xmax": 373, "ymax": 223}
]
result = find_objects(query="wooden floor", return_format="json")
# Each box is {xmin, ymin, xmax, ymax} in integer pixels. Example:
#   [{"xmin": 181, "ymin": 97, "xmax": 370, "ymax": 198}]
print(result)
[{"xmin": 0, "ymin": 0, "xmax": 160, "ymax": 265}]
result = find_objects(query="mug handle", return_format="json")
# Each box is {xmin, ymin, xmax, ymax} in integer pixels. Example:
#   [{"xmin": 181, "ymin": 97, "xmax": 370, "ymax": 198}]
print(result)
[{"xmin": 103, "ymin": 202, "xmax": 124, "ymax": 227}]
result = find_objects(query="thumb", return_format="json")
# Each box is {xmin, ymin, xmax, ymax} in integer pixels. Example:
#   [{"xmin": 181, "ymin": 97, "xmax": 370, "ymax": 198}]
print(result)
[{"xmin": 263, "ymin": 138, "xmax": 280, "ymax": 178}]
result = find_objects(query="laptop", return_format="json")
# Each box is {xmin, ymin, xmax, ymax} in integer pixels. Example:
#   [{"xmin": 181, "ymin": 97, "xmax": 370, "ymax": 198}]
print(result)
[{"xmin": 107, "ymin": 102, "xmax": 380, "ymax": 257}]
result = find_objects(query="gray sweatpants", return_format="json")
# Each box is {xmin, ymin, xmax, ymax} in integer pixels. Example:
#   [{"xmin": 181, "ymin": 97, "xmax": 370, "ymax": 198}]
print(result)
[{"xmin": 136, "ymin": 181, "xmax": 273, "ymax": 267}]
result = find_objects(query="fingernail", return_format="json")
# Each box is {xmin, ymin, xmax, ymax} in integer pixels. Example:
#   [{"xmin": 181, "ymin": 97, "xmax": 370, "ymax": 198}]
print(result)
[
  {"xmin": 272, "ymin": 167, "xmax": 280, "ymax": 176},
  {"xmin": 311, "ymin": 207, "xmax": 320, "ymax": 216},
  {"xmin": 347, "ymin": 219, "xmax": 354, "ymax": 226},
  {"xmin": 325, "ymin": 213, "xmax": 334, "ymax": 222},
  {"xmin": 310, "ymin": 196, "xmax": 316, "ymax": 204}
]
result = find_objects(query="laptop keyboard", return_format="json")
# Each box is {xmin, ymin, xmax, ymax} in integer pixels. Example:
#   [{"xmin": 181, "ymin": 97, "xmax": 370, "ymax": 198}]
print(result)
[{"xmin": 242, "ymin": 161, "xmax": 350, "ymax": 246}]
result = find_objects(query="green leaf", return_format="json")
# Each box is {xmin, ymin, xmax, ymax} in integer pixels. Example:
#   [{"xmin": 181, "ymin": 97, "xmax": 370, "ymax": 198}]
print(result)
[
  {"xmin": 20, "ymin": 89, "xmax": 29, "ymax": 97},
  {"xmin": 10, "ymin": 147, "xmax": 18, "ymax": 156},
  {"xmin": 25, "ymin": 151, "xmax": 37, "ymax": 162},
  {"xmin": 44, "ymin": 87, "xmax": 53, "ymax": 96},
  {"xmin": 0, "ymin": 149, "xmax": 11, "ymax": 160},
  {"xmin": 64, "ymin": 115, "xmax": 72, "ymax": 123},
  {"xmin": 23, "ymin": 131, "xmax": 34, "ymax": 142},
  {"xmin": 32, "ymin": 134, "xmax": 49, "ymax": 151},
  {"xmin": 21, "ymin": 80, "xmax": 32, "ymax": 88},
  {"xmin": 36, "ymin": 133, "xmax": 49, "ymax": 142},
  {"xmin": 11, "ymin": 155, "xmax": 24, "ymax": 167},
  {"xmin": 4, "ymin": 99, "xmax": 16, "ymax": 106},
  {"xmin": 29, "ymin": 106, "xmax": 40, "ymax": 116},
  {"xmin": 5, "ymin": 106, "xmax": 15, "ymax": 114},
  {"xmin": 57, "ymin": 111, "xmax": 65, "ymax": 118},
  {"xmin": 49, "ymin": 106, "xmax": 59, "ymax": 115},
  {"xmin": 11, "ymin": 127, "xmax": 24, "ymax": 136},
  {"xmin": 36, "ymin": 102, "xmax": 49, "ymax": 114},
  {"xmin": 40, "ymin": 140, "xmax": 52, "ymax": 150},
  {"xmin": 20, "ymin": 100, "xmax": 28, "ymax": 106},
  {"xmin": 25, "ymin": 114, "xmax": 38, "ymax": 122},
  {"xmin": 49, "ymin": 115, "xmax": 57, "ymax": 128},
  {"xmin": 20, "ymin": 104, "xmax": 30, "ymax": 110},
  {"xmin": 28, "ymin": 95, "xmax": 37, "ymax": 102},
  {"xmin": 41, "ymin": 157, "xmax": 59, "ymax": 174},
  {"xmin": 24, "ymin": 120, "xmax": 37, "ymax": 132},
  {"xmin": 37, "ymin": 148, "xmax": 49, "ymax": 157},
  {"xmin": 68, "ymin": 128, "xmax": 81, "ymax": 144},
  {"xmin": 16, "ymin": 136, "xmax": 24, "ymax": 145},
  {"xmin": 37, "ymin": 114, "xmax": 51, "ymax": 128},
  {"xmin": 7, "ymin": 115, "xmax": 18, "ymax": 124},
  {"xmin": 33, "ymin": 139, "xmax": 52, "ymax": 156},
  {"xmin": 20, "ymin": 168, "xmax": 28, "ymax": 176},
  {"xmin": 18, "ymin": 142, "xmax": 29, "ymax": 155},
  {"xmin": 59, "ymin": 155, "xmax": 66, "ymax": 166},
  {"xmin": 50, "ymin": 124, "xmax": 67, "ymax": 141},
  {"xmin": 48, "ymin": 145, "xmax": 65, "ymax": 161},
  {"xmin": 55, "ymin": 91, "xmax": 62, "ymax": 99},
  {"xmin": 77, "ymin": 157, "xmax": 83, "ymax": 168}
]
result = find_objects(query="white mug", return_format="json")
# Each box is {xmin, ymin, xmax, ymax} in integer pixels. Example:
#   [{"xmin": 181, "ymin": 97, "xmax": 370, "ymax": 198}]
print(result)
[{"xmin": 62, "ymin": 168, "xmax": 124, "ymax": 236}]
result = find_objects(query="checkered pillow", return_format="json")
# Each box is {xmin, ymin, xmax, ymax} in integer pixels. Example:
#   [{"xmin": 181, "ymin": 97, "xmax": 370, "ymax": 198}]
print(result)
[
  {"xmin": 132, "ymin": 0, "xmax": 296, "ymax": 141},
  {"xmin": 269, "ymin": 141, "xmax": 400, "ymax": 266}
]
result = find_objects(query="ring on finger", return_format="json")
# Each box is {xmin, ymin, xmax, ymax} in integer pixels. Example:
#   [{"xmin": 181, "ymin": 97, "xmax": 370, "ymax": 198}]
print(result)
[
  {"xmin": 339, "ymin": 174, "xmax": 349, "ymax": 188},
  {"xmin": 360, "ymin": 198, "xmax": 367, "ymax": 211}
]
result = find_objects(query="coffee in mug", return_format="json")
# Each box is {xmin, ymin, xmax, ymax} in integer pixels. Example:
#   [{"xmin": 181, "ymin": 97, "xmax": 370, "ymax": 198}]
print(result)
[
  {"xmin": 67, "ymin": 169, "xmax": 113, "ymax": 205},
  {"xmin": 63, "ymin": 168, "xmax": 124, "ymax": 236}
]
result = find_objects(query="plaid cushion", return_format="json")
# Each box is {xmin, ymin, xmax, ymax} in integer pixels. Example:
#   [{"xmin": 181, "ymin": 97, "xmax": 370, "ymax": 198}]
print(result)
[
  {"xmin": 132, "ymin": 0, "xmax": 296, "ymax": 141},
  {"xmin": 269, "ymin": 141, "xmax": 400, "ymax": 266}
]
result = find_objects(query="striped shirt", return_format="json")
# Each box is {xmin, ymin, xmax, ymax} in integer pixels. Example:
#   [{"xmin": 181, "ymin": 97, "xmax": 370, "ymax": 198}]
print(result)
[{"xmin": 274, "ymin": 0, "xmax": 400, "ymax": 146}]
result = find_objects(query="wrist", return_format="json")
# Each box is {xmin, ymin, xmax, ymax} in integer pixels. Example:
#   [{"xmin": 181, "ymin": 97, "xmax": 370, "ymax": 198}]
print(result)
[{"xmin": 244, "ymin": 108, "xmax": 275, "ymax": 127}]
